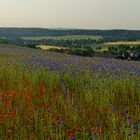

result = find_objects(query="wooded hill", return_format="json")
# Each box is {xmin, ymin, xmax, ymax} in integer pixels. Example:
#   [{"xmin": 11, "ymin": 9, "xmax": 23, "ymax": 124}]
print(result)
[{"xmin": 0, "ymin": 28, "xmax": 140, "ymax": 40}]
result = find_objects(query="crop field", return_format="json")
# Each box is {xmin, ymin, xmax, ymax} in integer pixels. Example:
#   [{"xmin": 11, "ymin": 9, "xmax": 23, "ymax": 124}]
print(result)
[
  {"xmin": 105, "ymin": 41, "xmax": 140, "ymax": 45},
  {"xmin": 0, "ymin": 43, "xmax": 139, "ymax": 139},
  {"xmin": 36, "ymin": 45, "xmax": 64, "ymax": 50},
  {"xmin": 22, "ymin": 35, "xmax": 102, "ymax": 41}
]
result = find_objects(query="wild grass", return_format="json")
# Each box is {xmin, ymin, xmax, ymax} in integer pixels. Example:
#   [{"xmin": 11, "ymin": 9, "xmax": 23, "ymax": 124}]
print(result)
[{"xmin": 0, "ymin": 55, "xmax": 139, "ymax": 140}]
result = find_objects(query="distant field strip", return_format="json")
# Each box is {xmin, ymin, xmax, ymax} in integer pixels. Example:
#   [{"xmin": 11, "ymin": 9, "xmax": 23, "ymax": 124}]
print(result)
[
  {"xmin": 105, "ymin": 41, "xmax": 140, "ymax": 45},
  {"xmin": 37, "ymin": 45, "xmax": 64, "ymax": 50},
  {"xmin": 23, "ymin": 35, "xmax": 102, "ymax": 40}
]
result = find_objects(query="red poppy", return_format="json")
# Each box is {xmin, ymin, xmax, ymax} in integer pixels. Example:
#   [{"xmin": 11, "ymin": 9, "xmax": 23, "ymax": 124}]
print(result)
[
  {"xmin": 95, "ymin": 109, "xmax": 99, "ymax": 113},
  {"xmin": 77, "ymin": 127, "xmax": 81, "ymax": 132},
  {"xmin": 98, "ymin": 128, "xmax": 102, "ymax": 135},
  {"xmin": 90, "ymin": 127, "xmax": 96, "ymax": 131},
  {"xmin": 69, "ymin": 132, "xmax": 74, "ymax": 137},
  {"xmin": 69, "ymin": 129, "xmax": 75, "ymax": 137},
  {"xmin": 70, "ymin": 129, "xmax": 75, "ymax": 133},
  {"xmin": 11, "ymin": 111, "xmax": 16, "ymax": 115},
  {"xmin": 1, "ymin": 114, "xmax": 5, "ymax": 119}
]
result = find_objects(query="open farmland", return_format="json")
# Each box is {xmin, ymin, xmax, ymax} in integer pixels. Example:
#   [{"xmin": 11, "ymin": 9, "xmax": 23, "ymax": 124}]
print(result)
[
  {"xmin": 0, "ymin": 44, "xmax": 139, "ymax": 140},
  {"xmin": 22, "ymin": 35, "xmax": 102, "ymax": 41}
]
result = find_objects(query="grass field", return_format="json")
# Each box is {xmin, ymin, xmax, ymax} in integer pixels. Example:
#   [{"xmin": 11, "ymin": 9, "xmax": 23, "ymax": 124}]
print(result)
[
  {"xmin": 0, "ymin": 44, "xmax": 139, "ymax": 139},
  {"xmin": 105, "ymin": 41, "xmax": 140, "ymax": 45},
  {"xmin": 23, "ymin": 35, "xmax": 102, "ymax": 41},
  {"xmin": 36, "ymin": 45, "xmax": 64, "ymax": 50}
]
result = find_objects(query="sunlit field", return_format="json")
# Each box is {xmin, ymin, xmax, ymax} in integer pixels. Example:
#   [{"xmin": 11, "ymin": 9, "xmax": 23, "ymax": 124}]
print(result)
[
  {"xmin": 105, "ymin": 42, "xmax": 140, "ymax": 45},
  {"xmin": 0, "ymin": 44, "xmax": 139, "ymax": 140},
  {"xmin": 36, "ymin": 45, "xmax": 63, "ymax": 50}
]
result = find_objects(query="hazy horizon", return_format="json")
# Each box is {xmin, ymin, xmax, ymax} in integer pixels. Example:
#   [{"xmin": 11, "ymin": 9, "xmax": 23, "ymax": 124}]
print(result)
[{"xmin": 0, "ymin": 0, "xmax": 140, "ymax": 30}]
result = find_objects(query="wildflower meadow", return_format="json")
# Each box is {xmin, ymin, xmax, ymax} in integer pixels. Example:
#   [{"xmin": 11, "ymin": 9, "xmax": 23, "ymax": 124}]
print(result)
[{"xmin": 0, "ymin": 44, "xmax": 139, "ymax": 140}]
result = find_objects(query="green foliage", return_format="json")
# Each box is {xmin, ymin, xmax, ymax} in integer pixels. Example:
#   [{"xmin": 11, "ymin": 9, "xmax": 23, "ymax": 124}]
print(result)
[
  {"xmin": 49, "ymin": 47, "xmax": 95, "ymax": 57},
  {"xmin": 108, "ymin": 45, "xmax": 140, "ymax": 55},
  {"xmin": 0, "ymin": 39, "xmax": 8, "ymax": 44},
  {"xmin": 23, "ymin": 44, "xmax": 37, "ymax": 49}
]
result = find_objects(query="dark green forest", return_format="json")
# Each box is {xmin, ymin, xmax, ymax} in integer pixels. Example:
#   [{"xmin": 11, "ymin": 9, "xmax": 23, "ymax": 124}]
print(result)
[{"xmin": 0, "ymin": 28, "xmax": 140, "ymax": 39}]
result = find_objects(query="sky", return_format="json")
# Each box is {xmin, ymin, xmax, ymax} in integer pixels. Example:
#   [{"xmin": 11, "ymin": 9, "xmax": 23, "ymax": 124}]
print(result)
[{"xmin": 0, "ymin": 0, "xmax": 140, "ymax": 29}]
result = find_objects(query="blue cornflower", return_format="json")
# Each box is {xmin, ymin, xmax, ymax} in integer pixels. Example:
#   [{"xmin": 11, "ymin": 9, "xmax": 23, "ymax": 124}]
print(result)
[
  {"xmin": 57, "ymin": 121, "xmax": 64, "ymax": 125},
  {"xmin": 121, "ymin": 110, "xmax": 128, "ymax": 115},
  {"xmin": 64, "ymin": 92, "xmax": 67, "ymax": 97},
  {"xmin": 133, "ymin": 132, "xmax": 136, "ymax": 135},
  {"xmin": 130, "ymin": 120, "xmax": 135, "ymax": 125},
  {"xmin": 128, "ymin": 133, "xmax": 132, "ymax": 136},
  {"xmin": 124, "ymin": 125, "xmax": 130, "ymax": 128},
  {"xmin": 70, "ymin": 137, "xmax": 75, "ymax": 140},
  {"xmin": 127, "ymin": 116, "xmax": 131, "ymax": 119},
  {"xmin": 112, "ymin": 107, "xmax": 117, "ymax": 111},
  {"xmin": 125, "ymin": 110, "xmax": 128, "ymax": 113}
]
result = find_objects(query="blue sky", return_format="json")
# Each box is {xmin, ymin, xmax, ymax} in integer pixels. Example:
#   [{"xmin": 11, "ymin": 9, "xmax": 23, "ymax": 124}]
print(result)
[{"xmin": 0, "ymin": 0, "xmax": 140, "ymax": 29}]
